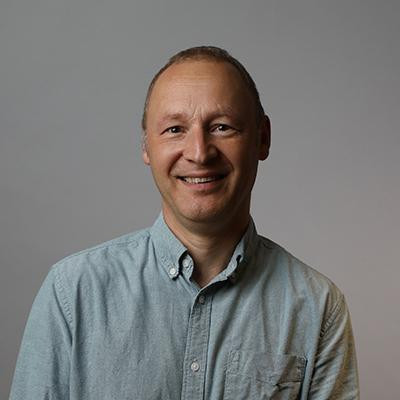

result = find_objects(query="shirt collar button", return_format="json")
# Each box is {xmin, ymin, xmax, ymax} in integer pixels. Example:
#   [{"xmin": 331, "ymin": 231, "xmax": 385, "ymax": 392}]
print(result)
[
  {"xmin": 182, "ymin": 258, "xmax": 190, "ymax": 268},
  {"xmin": 168, "ymin": 267, "xmax": 178, "ymax": 278}
]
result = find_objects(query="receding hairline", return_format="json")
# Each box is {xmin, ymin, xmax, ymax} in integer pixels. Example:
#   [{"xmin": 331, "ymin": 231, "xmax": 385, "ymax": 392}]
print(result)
[
  {"xmin": 146, "ymin": 59, "xmax": 254, "ymax": 114},
  {"xmin": 141, "ymin": 46, "xmax": 265, "ymax": 131}
]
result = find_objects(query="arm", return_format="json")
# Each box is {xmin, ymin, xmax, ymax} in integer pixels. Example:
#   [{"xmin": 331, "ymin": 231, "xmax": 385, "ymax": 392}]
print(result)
[
  {"xmin": 9, "ymin": 267, "xmax": 72, "ymax": 400},
  {"xmin": 308, "ymin": 294, "xmax": 360, "ymax": 399}
]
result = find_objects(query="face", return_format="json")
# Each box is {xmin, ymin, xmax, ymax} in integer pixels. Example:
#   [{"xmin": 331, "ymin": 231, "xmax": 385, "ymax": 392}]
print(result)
[{"xmin": 143, "ymin": 60, "xmax": 270, "ymax": 231}]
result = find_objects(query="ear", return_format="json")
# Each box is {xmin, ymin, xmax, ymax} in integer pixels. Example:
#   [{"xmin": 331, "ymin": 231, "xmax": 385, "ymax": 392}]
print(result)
[
  {"xmin": 142, "ymin": 133, "xmax": 150, "ymax": 165},
  {"xmin": 258, "ymin": 114, "xmax": 271, "ymax": 161}
]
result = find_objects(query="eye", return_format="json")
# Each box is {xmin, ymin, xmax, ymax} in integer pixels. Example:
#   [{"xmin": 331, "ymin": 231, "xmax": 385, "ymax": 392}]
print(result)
[
  {"xmin": 215, "ymin": 124, "xmax": 229, "ymax": 131},
  {"xmin": 165, "ymin": 126, "xmax": 183, "ymax": 134},
  {"xmin": 212, "ymin": 124, "xmax": 235, "ymax": 135}
]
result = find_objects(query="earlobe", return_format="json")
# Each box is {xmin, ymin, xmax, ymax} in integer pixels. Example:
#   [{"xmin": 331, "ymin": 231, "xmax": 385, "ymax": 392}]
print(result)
[
  {"xmin": 258, "ymin": 115, "xmax": 271, "ymax": 161},
  {"xmin": 142, "ymin": 134, "xmax": 150, "ymax": 165},
  {"xmin": 142, "ymin": 150, "xmax": 150, "ymax": 165}
]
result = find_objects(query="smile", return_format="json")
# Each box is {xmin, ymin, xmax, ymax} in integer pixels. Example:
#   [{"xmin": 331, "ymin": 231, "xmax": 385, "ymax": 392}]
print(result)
[{"xmin": 178, "ymin": 175, "xmax": 226, "ymax": 184}]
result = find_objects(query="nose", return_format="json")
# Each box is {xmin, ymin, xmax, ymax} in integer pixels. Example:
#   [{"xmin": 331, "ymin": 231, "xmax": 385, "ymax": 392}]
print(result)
[{"xmin": 182, "ymin": 126, "xmax": 218, "ymax": 164}]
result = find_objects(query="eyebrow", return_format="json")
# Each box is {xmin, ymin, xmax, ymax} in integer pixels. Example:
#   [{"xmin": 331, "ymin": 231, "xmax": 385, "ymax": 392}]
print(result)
[
  {"xmin": 158, "ymin": 108, "xmax": 240, "ymax": 125},
  {"xmin": 158, "ymin": 112, "xmax": 188, "ymax": 123}
]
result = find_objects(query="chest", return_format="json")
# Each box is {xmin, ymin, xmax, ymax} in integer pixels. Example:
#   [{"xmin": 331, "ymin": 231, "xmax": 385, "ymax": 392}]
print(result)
[{"xmin": 69, "ymin": 280, "xmax": 312, "ymax": 399}]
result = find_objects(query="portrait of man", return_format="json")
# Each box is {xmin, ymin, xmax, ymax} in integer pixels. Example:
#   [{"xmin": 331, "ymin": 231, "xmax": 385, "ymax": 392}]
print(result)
[{"xmin": 9, "ymin": 46, "xmax": 359, "ymax": 399}]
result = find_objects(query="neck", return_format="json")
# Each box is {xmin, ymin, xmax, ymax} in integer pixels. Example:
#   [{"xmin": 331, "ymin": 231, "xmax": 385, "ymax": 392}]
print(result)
[{"xmin": 163, "ymin": 209, "xmax": 250, "ymax": 287}]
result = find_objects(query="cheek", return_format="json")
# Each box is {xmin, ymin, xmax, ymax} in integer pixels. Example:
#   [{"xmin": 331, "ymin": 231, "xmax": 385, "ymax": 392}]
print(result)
[
  {"xmin": 149, "ymin": 145, "xmax": 181, "ymax": 175},
  {"xmin": 231, "ymin": 151, "xmax": 259, "ymax": 190},
  {"xmin": 231, "ymin": 147, "xmax": 256, "ymax": 169}
]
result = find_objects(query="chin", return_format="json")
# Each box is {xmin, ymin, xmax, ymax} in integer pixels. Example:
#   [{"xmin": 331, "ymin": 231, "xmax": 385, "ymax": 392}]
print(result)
[{"xmin": 180, "ymin": 205, "xmax": 231, "ymax": 225}]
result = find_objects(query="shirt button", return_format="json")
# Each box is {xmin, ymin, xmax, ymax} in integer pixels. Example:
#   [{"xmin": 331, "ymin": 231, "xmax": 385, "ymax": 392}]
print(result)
[
  {"xmin": 168, "ymin": 267, "xmax": 178, "ymax": 278},
  {"xmin": 198, "ymin": 295, "xmax": 205, "ymax": 304},
  {"xmin": 190, "ymin": 361, "xmax": 200, "ymax": 372},
  {"xmin": 182, "ymin": 258, "xmax": 190, "ymax": 268}
]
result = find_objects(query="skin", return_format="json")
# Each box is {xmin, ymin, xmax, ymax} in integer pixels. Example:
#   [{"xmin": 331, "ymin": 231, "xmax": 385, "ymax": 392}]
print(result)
[{"xmin": 143, "ymin": 60, "xmax": 270, "ymax": 286}]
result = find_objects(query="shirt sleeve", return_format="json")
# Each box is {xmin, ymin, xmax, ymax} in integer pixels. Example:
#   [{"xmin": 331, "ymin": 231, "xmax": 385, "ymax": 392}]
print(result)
[
  {"xmin": 308, "ymin": 293, "xmax": 360, "ymax": 399},
  {"xmin": 9, "ymin": 266, "xmax": 72, "ymax": 400}
]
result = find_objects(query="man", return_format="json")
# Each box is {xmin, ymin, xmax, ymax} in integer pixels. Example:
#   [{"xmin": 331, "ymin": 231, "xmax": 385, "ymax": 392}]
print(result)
[{"xmin": 10, "ymin": 46, "xmax": 359, "ymax": 399}]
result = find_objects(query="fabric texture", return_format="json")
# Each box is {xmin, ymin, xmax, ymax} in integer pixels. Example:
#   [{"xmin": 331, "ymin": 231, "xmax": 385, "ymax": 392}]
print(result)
[{"xmin": 10, "ymin": 213, "xmax": 359, "ymax": 399}]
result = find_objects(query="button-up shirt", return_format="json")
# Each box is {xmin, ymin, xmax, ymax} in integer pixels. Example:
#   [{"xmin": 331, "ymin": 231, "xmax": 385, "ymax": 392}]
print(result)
[{"xmin": 10, "ymin": 213, "xmax": 359, "ymax": 399}]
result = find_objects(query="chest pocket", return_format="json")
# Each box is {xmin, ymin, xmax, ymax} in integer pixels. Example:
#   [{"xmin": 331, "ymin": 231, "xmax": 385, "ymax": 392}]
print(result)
[{"xmin": 223, "ymin": 350, "xmax": 307, "ymax": 400}]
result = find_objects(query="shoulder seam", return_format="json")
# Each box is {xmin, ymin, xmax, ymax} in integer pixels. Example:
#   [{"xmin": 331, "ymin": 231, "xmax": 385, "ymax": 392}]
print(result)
[
  {"xmin": 53, "ymin": 266, "xmax": 74, "ymax": 330},
  {"xmin": 321, "ymin": 293, "xmax": 344, "ymax": 337}
]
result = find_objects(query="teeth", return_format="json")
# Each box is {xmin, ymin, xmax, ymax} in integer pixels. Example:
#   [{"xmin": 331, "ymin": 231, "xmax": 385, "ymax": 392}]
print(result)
[{"xmin": 182, "ymin": 176, "xmax": 219, "ymax": 184}]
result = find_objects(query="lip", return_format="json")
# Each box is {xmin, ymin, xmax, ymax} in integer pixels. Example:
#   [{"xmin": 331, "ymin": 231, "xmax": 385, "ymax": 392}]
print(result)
[
  {"xmin": 176, "ymin": 173, "xmax": 227, "ymax": 191},
  {"xmin": 175, "ymin": 170, "xmax": 228, "ymax": 179}
]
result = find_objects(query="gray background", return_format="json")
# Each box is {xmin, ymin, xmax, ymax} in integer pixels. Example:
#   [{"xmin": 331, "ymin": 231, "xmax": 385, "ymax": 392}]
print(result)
[{"xmin": 1, "ymin": 0, "xmax": 399, "ymax": 398}]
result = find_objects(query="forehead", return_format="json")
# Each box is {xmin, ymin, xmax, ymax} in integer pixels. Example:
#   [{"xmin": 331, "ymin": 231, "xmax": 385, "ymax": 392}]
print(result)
[
  {"xmin": 146, "ymin": 60, "xmax": 254, "ymax": 120},
  {"xmin": 157, "ymin": 59, "xmax": 244, "ymax": 87}
]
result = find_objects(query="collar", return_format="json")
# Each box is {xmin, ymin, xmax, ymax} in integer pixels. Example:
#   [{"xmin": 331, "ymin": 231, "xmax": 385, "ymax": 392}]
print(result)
[
  {"xmin": 150, "ymin": 213, "xmax": 188, "ymax": 278},
  {"xmin": 149, "ymin": 212, "xmax": 259, "ymax": 283}
]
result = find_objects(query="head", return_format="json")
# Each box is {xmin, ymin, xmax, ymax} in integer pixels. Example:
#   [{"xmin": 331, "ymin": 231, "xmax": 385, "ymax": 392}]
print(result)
[{"xmin": 142, "ymin": 46, "xmax": 270, "ymax": 234}]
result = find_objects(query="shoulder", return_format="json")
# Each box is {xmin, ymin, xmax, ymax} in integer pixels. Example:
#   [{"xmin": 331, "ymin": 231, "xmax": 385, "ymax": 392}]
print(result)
[
  {"xmin": 50, "ymin": 226, "xmax": 152, "ymax": 285},
  {"xmin": 257, "ymin": 235, "xmax": 345, "ymax": 315}
]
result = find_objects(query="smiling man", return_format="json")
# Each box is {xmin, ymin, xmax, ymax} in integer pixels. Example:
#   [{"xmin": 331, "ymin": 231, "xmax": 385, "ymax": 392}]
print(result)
[
  {"xmin": 142, "ymin": 57, "xmax": 269, "ymax": 287},
  {"xmin": 10, "ymin": 47, "xmax": 359, "ymax": 399}
]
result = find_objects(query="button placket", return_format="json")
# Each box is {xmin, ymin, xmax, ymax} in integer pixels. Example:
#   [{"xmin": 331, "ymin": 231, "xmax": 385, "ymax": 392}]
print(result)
[{"xmin": 180, "ymin": 294, "xmax": 212, "ymax": 400}]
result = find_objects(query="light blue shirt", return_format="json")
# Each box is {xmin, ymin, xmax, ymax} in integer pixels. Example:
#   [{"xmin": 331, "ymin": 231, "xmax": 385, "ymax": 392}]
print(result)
[{"xmin": 10, "ymin": 213, "xmax": 359, "ymax": 399}]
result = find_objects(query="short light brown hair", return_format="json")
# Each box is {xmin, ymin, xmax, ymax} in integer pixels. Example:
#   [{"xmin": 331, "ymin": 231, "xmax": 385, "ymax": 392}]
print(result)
[{"xmin": 141, "ymin": 46, "xmax": 265, "ymax": 131}]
